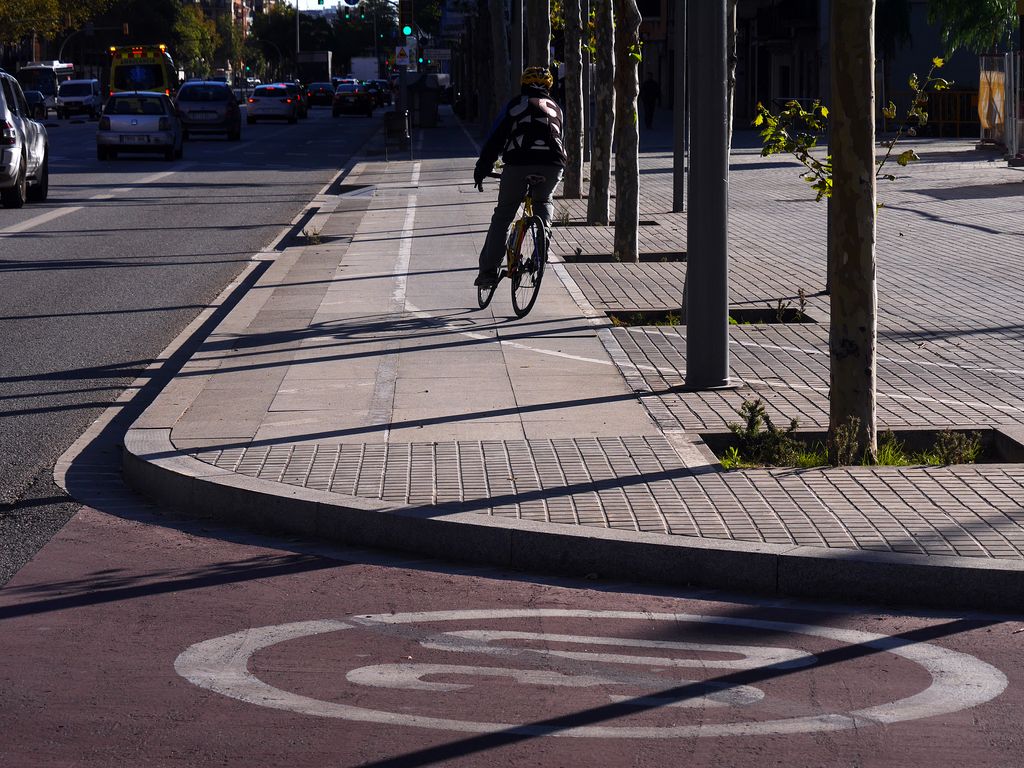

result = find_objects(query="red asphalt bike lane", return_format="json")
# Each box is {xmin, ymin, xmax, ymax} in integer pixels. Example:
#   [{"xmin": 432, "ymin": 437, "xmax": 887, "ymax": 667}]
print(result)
[{"xmin": 1, "ymin": 504, "xmax": 1023, "ymax": 768}]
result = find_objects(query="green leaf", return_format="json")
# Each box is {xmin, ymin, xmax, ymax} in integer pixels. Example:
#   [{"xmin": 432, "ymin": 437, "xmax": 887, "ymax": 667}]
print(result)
[
  {"xmin": 896, "ymin": 149, "xmax": 919, "ymax": 167},
  {"xmin": 752, "ymin": 112, "xmax": 764, "ymax": 127}
]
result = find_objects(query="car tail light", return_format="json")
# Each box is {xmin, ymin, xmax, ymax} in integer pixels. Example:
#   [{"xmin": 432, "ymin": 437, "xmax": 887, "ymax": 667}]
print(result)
[
  {"xmin": 248, "ymin": 97, "xmax": 256, "ymax": 103},
  {"xmin": 158, "ymin": 116, "xmax": 170, "ymax": 130},
  {"xmin": 1, "ymin": 120, "xmax": 15, "ymax": 146},
  {"xmin": 282, "ymin": 98, "xmax": 292, "ymax": 104},
  {"xmin": 98, "ymin": 116, "xmax": 110, "ymax": 130}
]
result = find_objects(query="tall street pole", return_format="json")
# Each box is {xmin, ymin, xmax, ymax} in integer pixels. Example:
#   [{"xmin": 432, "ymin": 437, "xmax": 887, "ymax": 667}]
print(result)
[
  {"xmin": 296, "ymin": 0, "xmax": 301, "ymax": 55},
  {"xmin": 512, "ymin": 0, "xmax": 523, "ymax": 77},
  {"xmin": 672, "ymin": 0, "xmax": 686, "ymax": 211},
  {"xmin": 684, "ymin": 0, "xmax": 730, "ymax": 390}
]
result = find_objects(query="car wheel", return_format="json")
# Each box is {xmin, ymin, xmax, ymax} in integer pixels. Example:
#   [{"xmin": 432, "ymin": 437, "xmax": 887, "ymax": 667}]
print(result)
[
  {"xmin": 0, "ymin": 161, "xmax": 27, "ymax": 209},
  {"xmin": 27, "ymin": 150, "xmax": 48, "ymax": 202}
]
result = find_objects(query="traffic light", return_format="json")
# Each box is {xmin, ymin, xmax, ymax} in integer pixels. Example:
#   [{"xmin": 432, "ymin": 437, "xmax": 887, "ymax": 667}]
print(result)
[{"xmin": 399, "ymin": 0, "xmax": 413, "ymax": 35}]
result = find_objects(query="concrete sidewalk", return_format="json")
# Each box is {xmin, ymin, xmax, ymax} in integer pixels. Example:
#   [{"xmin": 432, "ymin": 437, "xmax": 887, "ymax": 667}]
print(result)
[{"xmin": 122, "ymin": 109, "xmax": 1024, "ymax": 611}]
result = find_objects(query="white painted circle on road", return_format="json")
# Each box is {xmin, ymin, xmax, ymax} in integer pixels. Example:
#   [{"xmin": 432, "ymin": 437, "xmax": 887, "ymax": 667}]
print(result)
[{"xmin": 174, "ymin": 609, "xmax": 1007, "ymax": 738}]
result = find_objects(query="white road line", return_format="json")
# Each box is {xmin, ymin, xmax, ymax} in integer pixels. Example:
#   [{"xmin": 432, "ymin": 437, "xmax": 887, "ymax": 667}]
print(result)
[
  {"xmin": 3, "ymin": 170, "xmax": 184, "ymax": 235},
  {"xmin": 0, "ymin": 206, "xmax": 81, "ymax": 235}
]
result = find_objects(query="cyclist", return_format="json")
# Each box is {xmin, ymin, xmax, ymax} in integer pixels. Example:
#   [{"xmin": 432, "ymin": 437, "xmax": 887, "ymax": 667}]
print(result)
[{"xmin": 473, "ymin": 66, "xmax": 566, "ymax": 288}]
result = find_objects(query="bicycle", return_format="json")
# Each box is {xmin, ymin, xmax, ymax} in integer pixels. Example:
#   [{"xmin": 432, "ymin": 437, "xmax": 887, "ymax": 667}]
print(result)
[{"xmin": 476, "ymin": 172, "xmax": 548, "ymax": 318}]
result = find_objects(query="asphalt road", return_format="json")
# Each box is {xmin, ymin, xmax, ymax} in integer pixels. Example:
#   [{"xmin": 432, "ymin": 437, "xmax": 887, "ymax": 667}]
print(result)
[
  {"xmin": 1, "ymin": 487, "xmax": 1021, "ymax": 767},
  {"xmin": 0, "ymin": 106, "xmax": 379, "ymax": 585}
]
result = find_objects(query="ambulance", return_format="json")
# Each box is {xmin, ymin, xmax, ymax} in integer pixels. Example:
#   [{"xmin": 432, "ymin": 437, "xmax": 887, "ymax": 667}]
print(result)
[{"xmin": 109, "ymin": 44, "xmax": 179, "ymax": 97}]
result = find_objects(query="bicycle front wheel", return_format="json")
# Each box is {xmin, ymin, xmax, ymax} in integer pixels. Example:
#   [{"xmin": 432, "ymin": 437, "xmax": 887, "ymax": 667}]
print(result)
[{"xmin": 510, "ymin": 217, "xmax": 547, "ymax": 318}]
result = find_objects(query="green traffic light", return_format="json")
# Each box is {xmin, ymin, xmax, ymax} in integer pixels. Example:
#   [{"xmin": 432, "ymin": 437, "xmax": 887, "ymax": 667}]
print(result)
[{"xmin": 402, "ymin": 25, "xmax": 413, "ymax": 35}]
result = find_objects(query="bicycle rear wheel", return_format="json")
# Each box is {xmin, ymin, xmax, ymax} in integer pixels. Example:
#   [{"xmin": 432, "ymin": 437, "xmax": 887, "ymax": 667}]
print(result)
[{"xmin": 510, "ymin": 217, "xmax": 546, "ymax": 318}]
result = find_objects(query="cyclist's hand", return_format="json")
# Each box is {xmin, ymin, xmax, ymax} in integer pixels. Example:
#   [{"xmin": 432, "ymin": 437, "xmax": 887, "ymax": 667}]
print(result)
[
  {"xmin": 473, "ymin": 165, "xmax": 487, "ymax": 191},
  {"xmin": 475, "ymin": 180, "xmax": 484, "ymax": 192}
]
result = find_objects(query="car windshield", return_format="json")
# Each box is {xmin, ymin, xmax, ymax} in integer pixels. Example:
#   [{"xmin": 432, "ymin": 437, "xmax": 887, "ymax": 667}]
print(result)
[
  {"xmin": 113, "ymin": 64, "xmax": 164, "ymax": 91},
  {"xmin": 59, "ymin": 83, "xmax": 92, "ymax": 97},
  {"xmin": 336, "ymin": 85, "xmax": 360, "ymax": 93},
  {"xmin": 105, "ymin": 96, "xmax": 167, "ymax": 115},
  {"xmin": 178, "ymin": 85, "xmax": 229, "ymax": 102}
]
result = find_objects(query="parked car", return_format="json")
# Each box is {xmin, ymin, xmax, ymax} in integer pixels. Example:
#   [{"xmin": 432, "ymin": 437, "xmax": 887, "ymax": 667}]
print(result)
[
  {"xmin": 0, "ymin": 68, "xmax": 49, "ymax": 207},
  {"xmin": 23, "ymin": 90, "xmax": 48, "ymax": 120},
  {"xmin": 56, "ymin": 79, "xmax": 103, "ymax": 119},
  {"xmin": 96, "ymin": 91, "xmax": 183, "ymax": 161},
  {"xmin": 175, "ymin": 80, "xmax": 241, "ymax": 141},
  {"xmin": 305, "ymin": 81, "xmax": 335, "ymax": 107},
  {"xmin": 246, "ymin": 84, "xmax": 298, "ymax": 124},
  {"xmin": 332, "ymin": 83, "xmax": 374, "ymax": 117},
  {"xmin": 283, "ymin": 82, "xmax": 308, "ymax": 118},
  {"xmin": 332, "ymin": 77, "xmax": 359, "ymax": 90}
]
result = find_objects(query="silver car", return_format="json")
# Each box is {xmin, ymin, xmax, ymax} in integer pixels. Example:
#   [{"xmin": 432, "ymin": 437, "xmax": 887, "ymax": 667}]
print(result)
[
  {"xmin": 245, "ymin": 84, "xmax": 298, "ymax": 124},
  {"xmin": 96, "ymin": 91, "xmax": 182, "ymax": 161},
  {"xmin": 0, "ymin": 68, "xmax": 49, "ymax": 208}
]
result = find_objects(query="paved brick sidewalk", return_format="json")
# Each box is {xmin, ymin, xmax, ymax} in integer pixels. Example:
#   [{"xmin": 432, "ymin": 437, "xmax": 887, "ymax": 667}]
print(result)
[{"xmin": 123, "ymin": 108, "xmax": 1024, "ymax": 609}]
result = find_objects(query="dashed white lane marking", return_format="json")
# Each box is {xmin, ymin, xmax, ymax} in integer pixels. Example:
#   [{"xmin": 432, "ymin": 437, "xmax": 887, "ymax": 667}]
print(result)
[
  {"xmin": 175, "ymin": 608, "xmax": 1007, "ymax": 738},
  {"xmin": 0, "ymin": 205, "xmax": 79, "ymax": 234},
  {"xmin": 1, "ymin": 169, "xmax": 181, "ymax": 236}
]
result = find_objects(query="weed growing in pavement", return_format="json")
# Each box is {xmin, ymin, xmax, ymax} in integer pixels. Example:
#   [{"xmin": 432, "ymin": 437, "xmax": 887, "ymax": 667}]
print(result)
[
  {"xmin": 555, "ymin": 207, "xmax": 571, "ymax": 227},
  {"xmin": 927, "ymin": 429, "xmax": 983, "ymax": 465},
  {"xmin": 718, "ymin": 408, "xmax": 986, "ymax": 469},
  {"xmin": 302, "ymin": 227, "xmax": 323, "ymax": 245},
  {"xmin": 830, "ymin": 415, "xmax": 862, "ymax": 466},
  {"xmin": 727, "ymin": 399, "xmax": 803, "ymax": 467}
]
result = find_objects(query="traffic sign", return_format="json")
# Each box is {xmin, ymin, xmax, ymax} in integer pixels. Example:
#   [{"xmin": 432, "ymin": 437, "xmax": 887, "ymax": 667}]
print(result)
[
  {"xmin": 424, "ymin": 48, "xmax": 450, "ymax": 61},
  {"xmin": 395, "ymin": 47, "xmax": 409, "ymax": 67}
]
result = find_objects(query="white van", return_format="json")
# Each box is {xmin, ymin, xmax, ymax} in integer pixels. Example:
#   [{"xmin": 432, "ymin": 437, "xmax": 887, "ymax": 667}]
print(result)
[{"xmin": 56, "ymin": 79, "xmax": 103, "ymax": 119}]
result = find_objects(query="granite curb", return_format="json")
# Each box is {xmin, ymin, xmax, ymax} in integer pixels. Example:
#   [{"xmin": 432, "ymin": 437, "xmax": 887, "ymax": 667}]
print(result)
[{"xmin": 122, "ymin": 426, "xmax": 1024, "ymax": 612}]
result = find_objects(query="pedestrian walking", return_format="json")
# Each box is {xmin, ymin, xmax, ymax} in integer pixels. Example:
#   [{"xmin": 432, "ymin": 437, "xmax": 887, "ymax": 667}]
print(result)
[{"xmin": 639, "ymin": 72, "xmax": 661, "ymax": 129}]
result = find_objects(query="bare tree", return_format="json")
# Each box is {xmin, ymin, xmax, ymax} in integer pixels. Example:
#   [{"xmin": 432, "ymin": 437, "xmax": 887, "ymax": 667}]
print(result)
[
  {"xmin": 527, "ymin": 0, "xmax": 551, "ymax": 66},
  {"xmin": 489, "ymin": 0, "xmax": 513, "ymax": 120},
  {"xmin": 586, "ymin": 0, "xmax": 614, "ymax": 224},
  {"xmin": 612, "ymin": 0, "xmax": 642, "ymax": 261},
  {"xmin": 829, "ymin": 0, "xmax": 878, "ymax": 463},
  {"xmin": 563, "ymin": 0, "xmax": 584, "ymax": 198}
]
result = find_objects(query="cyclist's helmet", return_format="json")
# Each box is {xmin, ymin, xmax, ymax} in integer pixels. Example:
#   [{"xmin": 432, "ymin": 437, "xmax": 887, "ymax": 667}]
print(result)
[{"xmin": 521, "ymin": 66, "xmax": 554, "ymax": 90}]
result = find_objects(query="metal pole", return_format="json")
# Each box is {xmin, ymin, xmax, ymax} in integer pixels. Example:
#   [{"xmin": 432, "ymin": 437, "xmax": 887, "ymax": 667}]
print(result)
[
  {"xmin": 672, "ymin": 0, "xmax": 686, "ymax": 211},
  {"xmin": 296, "ymin": 0, "xmax": 301, "ymax": 56},
  {"xmin": 684, "ymin": 0, "xmax": 730, "ymax": 390},
  {"xmin": 582, "ymin": 0, "xmax": 591, "ymax": 161},
  {"xmin": 512, "ymin": 0, "xmax": 523, "ymax": 76}
]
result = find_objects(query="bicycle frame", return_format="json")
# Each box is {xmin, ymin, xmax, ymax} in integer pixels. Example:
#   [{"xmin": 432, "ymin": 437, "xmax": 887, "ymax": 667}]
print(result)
[{"xmin": 506, "ymin": 195, "xmax": 535, "ymax": 276}]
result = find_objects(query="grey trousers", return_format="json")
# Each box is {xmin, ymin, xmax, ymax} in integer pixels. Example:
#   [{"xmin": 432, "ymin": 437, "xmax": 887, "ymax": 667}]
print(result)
[{"xmin": 478, "ymin": 164, "xmax": 563, "ymax": 276}]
